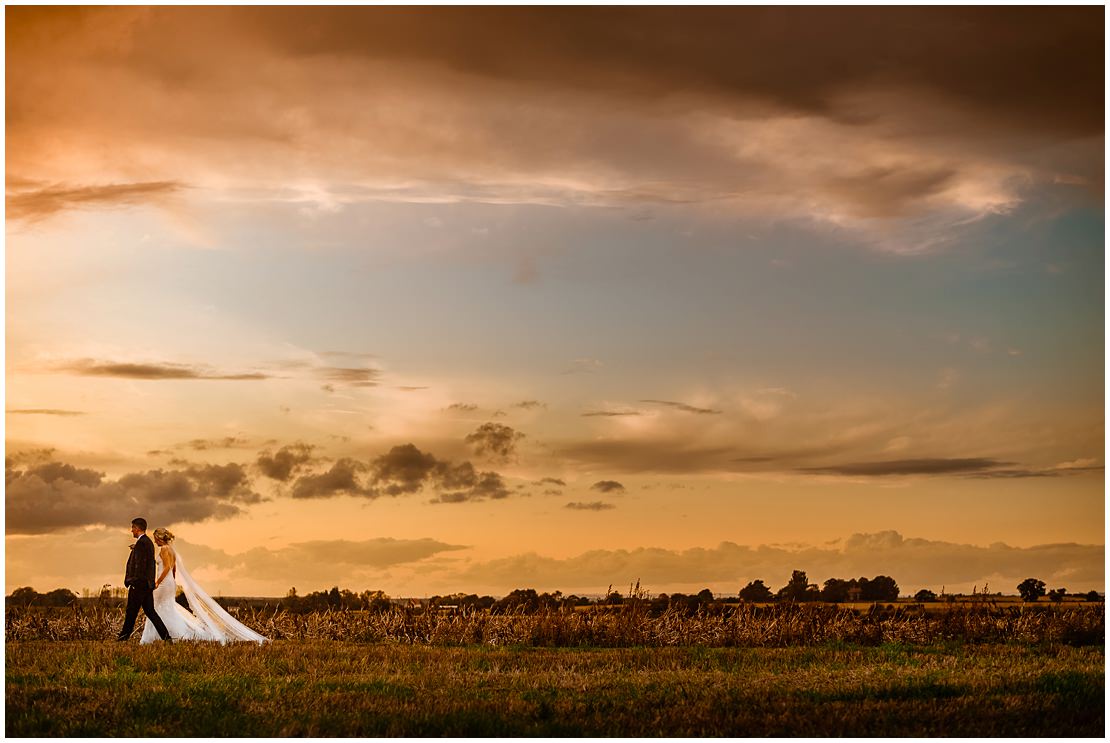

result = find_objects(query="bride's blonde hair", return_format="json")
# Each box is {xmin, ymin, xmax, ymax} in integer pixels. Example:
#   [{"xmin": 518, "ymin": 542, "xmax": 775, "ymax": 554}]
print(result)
[{"xmin": 153, "ymin": 527, "xmax": 176, "ymax": 544}]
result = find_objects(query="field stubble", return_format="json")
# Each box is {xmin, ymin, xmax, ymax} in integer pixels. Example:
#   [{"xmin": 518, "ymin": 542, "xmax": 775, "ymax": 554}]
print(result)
[
  {"xmin": 6, "ymin": 603, "xmax": 1104, "ymax": 736},
  {"xmin": 6, "ymin": 640, "xmax": 1104, "ymax": 736},
  {"xmin": 6, "ymin": 601, "xmax": 1105, "ymax": 647}
]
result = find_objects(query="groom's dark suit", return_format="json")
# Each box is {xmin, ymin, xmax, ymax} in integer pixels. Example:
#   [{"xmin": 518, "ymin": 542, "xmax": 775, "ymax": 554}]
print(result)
[{"xmin": 117, "ymin": 532, "xmax": 171, "ymax": 641}]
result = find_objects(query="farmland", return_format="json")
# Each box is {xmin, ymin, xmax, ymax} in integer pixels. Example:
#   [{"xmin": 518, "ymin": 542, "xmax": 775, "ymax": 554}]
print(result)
[{"xmin": 6, "ymin": 602, "xmax": 1105, "ymax": 736}]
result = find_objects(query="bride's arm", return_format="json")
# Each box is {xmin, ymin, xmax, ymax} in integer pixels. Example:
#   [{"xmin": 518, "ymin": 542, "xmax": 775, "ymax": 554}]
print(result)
[{"xmin": 155, "ymin": 546, "xmax": 175, "ymax": 588}]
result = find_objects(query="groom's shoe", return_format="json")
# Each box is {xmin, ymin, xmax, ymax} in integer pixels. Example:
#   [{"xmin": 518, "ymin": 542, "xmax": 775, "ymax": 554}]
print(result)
[{"xmin": 115, "ymin": 635, "xmax": 130, "ymax": 642}]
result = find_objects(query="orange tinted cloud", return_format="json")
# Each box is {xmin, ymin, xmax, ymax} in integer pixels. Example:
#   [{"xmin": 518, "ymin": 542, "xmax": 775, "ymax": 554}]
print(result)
[{"xmin": 7, "ymin": 7, "xmax": 1101, "ymax": 248}]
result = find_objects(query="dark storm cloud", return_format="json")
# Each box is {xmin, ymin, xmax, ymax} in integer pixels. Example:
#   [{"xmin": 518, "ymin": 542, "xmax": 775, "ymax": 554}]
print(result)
[
  {"xmin": 14, "ymin": 7, "xmax": 1095, "ymax": 138},
  {"xmin": 51, "ymin": 359, "xmax": 270, "ymax": 381},
  {"xmin": 245, "ymin": 6, "xmax": 1100, "ymax": 136},
  {"xmin": 7, "ymin": 7, "xmax": 1100, "ymax": 237},
  {"xmin": 236, "ymin": 6, "xmax": 1101, "ymax": 134},
  {"xmin": 464, "ymin": 422, "xmax": 524, "ymax": 461},
  {"xmin": 5, "ymin": 458, "xmax": 261, "ymax": 534},
  {"xmin": 6, "ymin": 178, "xmax": 183, "ymax": 221},
  {"xmin": 256, "ymin": 443, "xmax": 316, "ymax": 481},
  {"xmin": 565, "ymin": 501, "xmax": 616, "ymax": 511},
  {"xmin": 640, "ymin": 399, "xmax": 722, "ymax": 415},
  {"xmin": 590, "ymin": 480, "xmax": 625, "ymax": 494},
  {"xmin": 5, "ymin": 409, "xmax": 85, "ymax": 416}
]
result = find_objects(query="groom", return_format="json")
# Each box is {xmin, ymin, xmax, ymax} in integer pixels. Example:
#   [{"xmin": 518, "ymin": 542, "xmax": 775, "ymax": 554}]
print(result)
[{"xmin": 116, "ymin": 517, "xmax": 172, "ymax": 643}]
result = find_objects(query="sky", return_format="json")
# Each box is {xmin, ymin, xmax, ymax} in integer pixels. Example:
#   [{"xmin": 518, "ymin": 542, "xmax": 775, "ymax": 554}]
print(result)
[{"xmin": 5, "ymin": 6, "xmax": 1105, "ymax": 598}]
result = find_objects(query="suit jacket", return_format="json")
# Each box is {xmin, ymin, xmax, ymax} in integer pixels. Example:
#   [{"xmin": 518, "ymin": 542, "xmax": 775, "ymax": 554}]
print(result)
[{"xmin": 125, "ymin": 533, "xmax": 156, "ymax": 590}]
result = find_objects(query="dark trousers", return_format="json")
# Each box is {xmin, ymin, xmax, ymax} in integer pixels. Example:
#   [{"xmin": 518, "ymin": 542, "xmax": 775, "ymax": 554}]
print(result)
[{"xmin": 118, "ymin": 585, "xmax": 171, "ymax": 641}]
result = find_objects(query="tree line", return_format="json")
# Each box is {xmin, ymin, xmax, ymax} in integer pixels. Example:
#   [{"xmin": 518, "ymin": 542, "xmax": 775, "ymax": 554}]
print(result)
[{"xmin": 7, "ymin": 573, "xmax": 1102, "ymax": 610}]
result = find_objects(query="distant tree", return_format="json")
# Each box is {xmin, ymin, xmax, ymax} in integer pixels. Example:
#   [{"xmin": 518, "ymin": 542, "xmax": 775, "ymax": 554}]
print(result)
[
  {"xmin": 821, "ymin": 578, "xmax": 852, "ymax": 603},
  {"xmin": 777, "ymin": 570, "xmax": 819, "ymax": 602},
  {"xmin": 8, "ymin": 587, "xmax": 40, "ymax": 606},
  {"xmin": 914, "ymin": 589, "xmax": 938, "ymax": 603},
  {"xmin": 327, "ymin": 586, "xmax": 342, "ymax": 607},
  {"xmin": 362, "ymin": 590, "xmax": 393, "ymax": 612},
  {"xmin": 738, "ymin": 580, "xmax": 774, "ymax": 602},
  {"xmin": 866, "ymin": 575, "xmax": 900, "ymax": 602},
  {"xmin": 1017, "ymin": 578, "xmax": 1046, "ymax": 602},
  {"xmin": 493, "ymin": 588, "xmax": 543, "ymax": 613},
  {"xmin": 1047, "ymin": 588, "xmax": 1067, "ymax": 603},
  {"xmin": 42, "ymin": 588, "xmax": 77, "ymax": 607},
  {"xmin": 1084, "ymin": 590, "xmax": 1102, "ymax": 602},
  {"xmin": 696, "ymin": 588, "xmax": 714, "ymax": 603},
  {"xmin": 605, "ymin": 590, "xmax": 624, "ymax": 606}
]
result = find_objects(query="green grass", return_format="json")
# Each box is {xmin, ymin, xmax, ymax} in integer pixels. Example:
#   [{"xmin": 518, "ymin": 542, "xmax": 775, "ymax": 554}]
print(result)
[{"xmin": 6, "ymin": 641, "xmax": 1104, "ymax": 736}]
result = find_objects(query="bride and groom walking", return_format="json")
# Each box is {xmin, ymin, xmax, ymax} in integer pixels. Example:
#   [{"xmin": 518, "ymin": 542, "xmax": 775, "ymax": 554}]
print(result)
[{"xmin": 116, "ymin": 517, "xmax": 268, "ymax": 645}]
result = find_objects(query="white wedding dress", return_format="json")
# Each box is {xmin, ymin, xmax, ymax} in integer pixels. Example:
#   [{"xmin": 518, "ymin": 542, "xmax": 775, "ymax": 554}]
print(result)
[{"xmin": 141, "ymin": 546, "xmax": 268, "ymax": 644}]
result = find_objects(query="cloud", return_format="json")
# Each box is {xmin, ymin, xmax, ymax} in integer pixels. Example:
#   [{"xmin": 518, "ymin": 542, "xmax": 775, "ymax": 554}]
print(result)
[
  {"xmin": 5, "ymin": 458, "xmax": 262, "ymax": 534},
  {"xmin": 513, "ymin": 400, "xmax": 546, "ymax": 410},
  {"xmin": 556, "ymin": 438, "xmax": 738, "ymax": 474},
  {"xmin": 427, "ymin": 470, "xmax": 510, "ymax": 504},
  {"xmin": 445, "ymin": 403, "xmax": 479, "ymax": 412},
  {"xmin": 590, "ymin": 480, "xmax": 625, "ymax": 494},
  {"xmin": 799, "ymin": 457, "xmax": 1009, "ymax": 477},
  {"xmin": 316, "ymin": 366, "xmax": 380, "ymax": 388},
  {"xmin": 6, "ymin": 178, "xmax": 182, "ymax": 222},
  {"xmin": 7, "ymin": 8, "xmax": 1099, "ymax": 246},
  {"xmin": 449, "ymin": 530, "xmax": 1105, "ymax": 595},
  {"xmin": 464, "ymin": 422, "xmax": 525, "ymax": 462},
  {"xmin": 797, "ymin": 457, "xmax": 1104, "ymax": 479},
  {"xmin": 373, "ymin": 444, "xmax": 511, "ymax": 503},
  {"xmin": 290, "ymin": 458, "xmax": 371, "ymax": 499},
  {"xmin": 5, "ymin": 409, "xmax": 85, "ymax": 416},
  {"xmin": 256, "ymin": 443, "xmax": 316, "ymax": 481},
  {"xmin": 581, "ymin": 410, "xmax": 642, "ymax": 417},
  {"xmin": 640, "ymin": 399, "xmax": 722, "ymax": 415},
  {"xmin": 48, "ymin": 359, "xmax": 270, "ymax": 381},
  {"xmin": 5, "ymin": 529, "xmax": 468, "ymax": 594},
  {"xmin": 183, "ymin": 437, "xmax": 252, "ymax": 451},
  {"xmin": 537, "ymin": 477, "xmax": 566, "ymax": 487},
  {"xmin": 565, "ymin": 501, "xmax": 616, "ymax": 511}
]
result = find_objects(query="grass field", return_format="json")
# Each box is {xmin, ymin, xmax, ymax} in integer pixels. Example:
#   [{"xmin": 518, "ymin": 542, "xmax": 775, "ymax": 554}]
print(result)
[{"xmin": 5, "ymin": 640, "xmax": 1104, "ymax": 736}]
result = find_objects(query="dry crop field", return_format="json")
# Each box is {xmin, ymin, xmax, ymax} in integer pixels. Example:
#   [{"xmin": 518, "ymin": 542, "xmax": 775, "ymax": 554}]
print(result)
[{"xmin": 6, "ymin": 603, "xmax": 1105, "ymax": 736}]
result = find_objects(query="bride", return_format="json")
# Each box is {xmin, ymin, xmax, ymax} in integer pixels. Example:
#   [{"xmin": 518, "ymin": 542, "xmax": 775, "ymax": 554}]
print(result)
[{"xmin": 140, "ymin": 528, "xmax": 268, "ymax": 645}]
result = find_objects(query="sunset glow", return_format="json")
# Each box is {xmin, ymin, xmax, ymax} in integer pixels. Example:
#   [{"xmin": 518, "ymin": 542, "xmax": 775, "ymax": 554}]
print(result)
[{"xmin": 5, "ymin": 6, "xmax": 1104, "ymax": 598}]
